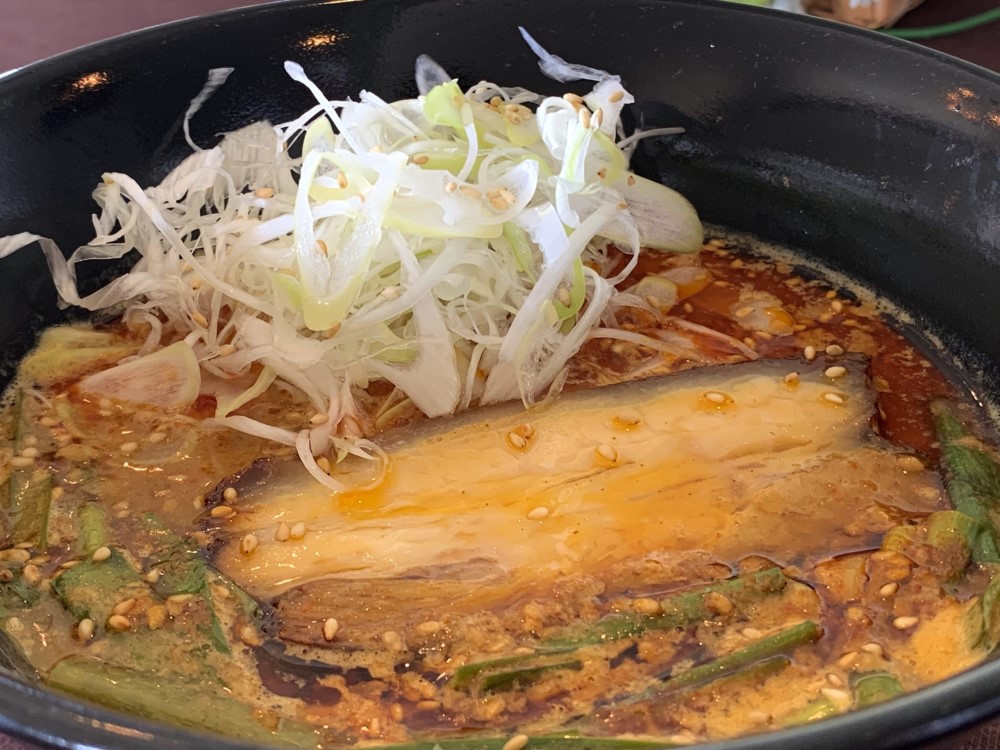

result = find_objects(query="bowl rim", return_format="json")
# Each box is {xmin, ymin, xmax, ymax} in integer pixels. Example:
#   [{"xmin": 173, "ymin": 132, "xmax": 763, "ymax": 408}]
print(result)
[{"xmin": 2, "ymin": 0, "xmax": 1000, "ymax": 748}]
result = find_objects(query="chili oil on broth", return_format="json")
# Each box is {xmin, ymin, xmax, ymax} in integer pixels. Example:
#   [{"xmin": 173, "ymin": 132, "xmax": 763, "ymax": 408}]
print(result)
[{"xmin": 0, "ymin": 237, "xmax": 992, "ymax": 748}]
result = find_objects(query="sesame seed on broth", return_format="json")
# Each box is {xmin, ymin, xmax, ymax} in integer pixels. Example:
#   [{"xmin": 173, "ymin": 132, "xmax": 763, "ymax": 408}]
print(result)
[
  {"xmin": 571, "ymin": 240, "xmax": 956, "ymax": 456},
  {"xmin": 0, "ymin": 236, "xmax": 994, "ymax": 747}
]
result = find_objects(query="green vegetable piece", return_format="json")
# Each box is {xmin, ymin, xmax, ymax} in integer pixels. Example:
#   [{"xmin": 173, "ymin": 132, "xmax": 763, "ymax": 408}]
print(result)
[
  {"xmin": 881, "ymin": 524, "xmax": 919, "ymax": 555},
  {"xmin": 0, "ymin": 622, "xmax": 38, "ymax": 677},
  {"xmin": 850, "ymin": 671, "xmax": 903, "ymax": 708},
  {"xmin": 452, "ymin": 568, "xmax": 790, "ymax": 691},
  {"xmin": 449, "ymin": 649, "xmax": 575, "ymax": 691},
  {"xmin": 658, "ymin": 567, "xmax": 788, "ymax": 624},
  {"xmin": 423, "ymin": 80, "xmax": 466, "ymax": 131},
  {"xmin": 502, "ymin": 221, "xmax": 537, "ymax": 281},
  {"xmin": 48, "ymin": 657, "xmax": 322, "ymax": 748},
  {"xmin": 932, "ymin": 400, "xmax": 1000, "ymax": 564},
  {"xmin": 51, "ymin": 549, "xmax": 143, "ymax": 625},
  {"xmin": 926, "ymin": 510, "xmax": 977, "ymax": 581},
  {"xmin": 480, "ymin": 659, "xmax": 584, "ymax": 693},
  {"xmin": 784, "ymin": 695, "xmax": 838, "ymax": 726},
  {"xmin": 620, "ymin": 620, "xmax": 821, "ymax": 704},
  {"xmin": 143, "ymin": 514, "xmax": 206, "ymax": 597},
  {"xmin": 971, "ymin": 570, "xmax": 1000, "ymax": 651},
  {"xmin": 5, "ymin": 390, "xmax": 55, "ymax": 549},
  {"xmin": 373, "ymin": 736, "xmax": 684, "ymax": 750},
  {"xmin": 0, "ymin": 570, "xmax": 40, "ymax": 616},
  {"xmin": 9, "ymin": 469, "xmax": 52, "ymax": 549},
  {"xmin": 78, "ymin": 502, "xmax": 110, "ymax": 556},
  {"xmin": 547, "ymin": 567, "xmax": 788, "ymax": 649},
  {"xmin": 142, "ymin": 514, "xmax": 231, "ymax": 654}
]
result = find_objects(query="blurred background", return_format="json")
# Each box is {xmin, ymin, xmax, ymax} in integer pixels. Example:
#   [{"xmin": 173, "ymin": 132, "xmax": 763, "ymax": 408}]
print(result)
[{"xmin": 1, "ymin": 0, "xmax": 999, "ymax": 74}]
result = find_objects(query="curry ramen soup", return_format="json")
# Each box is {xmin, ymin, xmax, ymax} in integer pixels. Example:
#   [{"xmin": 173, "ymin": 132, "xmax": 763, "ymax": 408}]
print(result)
[{"xmin": 0, "ymin": 239, "xmax": 997, "ymax": 749}]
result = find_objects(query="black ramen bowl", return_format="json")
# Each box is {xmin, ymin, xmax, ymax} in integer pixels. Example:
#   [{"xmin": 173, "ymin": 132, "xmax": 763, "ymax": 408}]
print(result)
[{"xmin": 1, "ymin": 0, "xmax": 1000, "ymax": 748}]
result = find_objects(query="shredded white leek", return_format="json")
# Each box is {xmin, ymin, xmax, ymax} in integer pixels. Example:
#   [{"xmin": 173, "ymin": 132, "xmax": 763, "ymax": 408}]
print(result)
[{"xmin": 0, "ymin": 31, "xmax": 704, "ymax": 488}]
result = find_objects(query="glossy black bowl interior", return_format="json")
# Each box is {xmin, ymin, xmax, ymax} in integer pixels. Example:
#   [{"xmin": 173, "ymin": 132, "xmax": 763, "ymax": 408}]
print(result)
[{"xmin": 1, "ymin": 0, "xmax": 1000, "ymax": 747}]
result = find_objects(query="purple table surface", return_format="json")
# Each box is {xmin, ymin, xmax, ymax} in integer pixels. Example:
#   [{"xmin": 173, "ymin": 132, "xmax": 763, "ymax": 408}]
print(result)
[{"xmin": 2, "ymin": 0, "xmax": 1000, "ymax": 748}]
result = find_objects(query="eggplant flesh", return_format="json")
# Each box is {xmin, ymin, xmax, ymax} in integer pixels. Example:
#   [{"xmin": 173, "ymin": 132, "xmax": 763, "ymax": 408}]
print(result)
[{"xmin": 213, "ymin": 355, "xmax": 945, "ymax": 612}]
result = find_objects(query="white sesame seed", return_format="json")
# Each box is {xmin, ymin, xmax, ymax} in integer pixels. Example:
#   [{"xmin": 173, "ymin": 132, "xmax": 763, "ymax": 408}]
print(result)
[
  {"xmin": 222, "ymin": 487, "xmax": 238, "ymax": 502},
  {"xmin": 507, "ymin": 432, "xmax": 527, "ymax": 450},
  {"xmin": 92, "ymin": 546, "xmax": 112, "ymax": 563},
  {"xmin": 896, "ymin": 455, "xmax": 925, "ymax": 473},
  {"xmin": 39, "ymin": 417, "xmax": 58, "ymax": 427},
  {"xmin": 666, "ymin": 734, "xmax": 698, "ymax": 747},
  {"xmin": 783, "ymin": 372, "xmax": 800, "ymax": 385},
  {"xmin": 309, "ymin": 413, "xmax": 329, "ymax": 426},
  {"xmin": 77, "ymin": 618, "xmax": 95, "ymax": 641},
  {"xmin": 804, "ymin": 345, "xmax": 817, "ymax": 361},
  {"xmin": 113, "ymin": 598, "xmax": 137, "ymax": 616},
  {"xmin": 19, "ymin": 447, "xmax": 39, "ymax": 459},
  {"xmin": 826, "ymin": 673, "xmax": 844, "ymax": 687},
  {"xmin": 9, "ymin": 456, "xmax": 34, "ymax": 469},
  {"xmin": 614, "ymin": 414, "xmax": 642, "ymax": 428},
  {"xmin": 21, "ymin": 564, "xmax": 41, "ymax": 585},
  {"xmin": 390, "ymin": 703, "xmax": 405, "ymax": 722},
  {"xmin": 119, "ymin": 442, "xmax": 139, "ymax": 455},
  {"xmin": 831, "ymin": 300, "xmax": 844, "ymax": 313},
  {"xmin": 826, "ymin": 344, "xmax": 845, "ymax": 356},
  {"xmin": 147, "ymin": 432, "xmax": 167, "ymax": 444},
  {"xmin": 893, "ymin": 615, "xmax": 919, "ymax": 630},
  {"xmin": 192, "ymin": 311, "xmax": 209, "ymax": 328},
  {"xmin": 323, "ymin": 617, "xmax": 339, "ymax": 642},
  {"xmin": 595, "ymin": 443, "xmax": 618, "ymax": 463},
  {"xmin": 107, "ymin": 614, "xmax": 131, "ymax": 632},
  {"xmin": 416, "ymin": 620, "xmax": 442, "ymax": 635},
  {"xmin": 240, "ymin": 624, "xmax": 262, "ymax": 646},
  {"xmin": 527, "ymin": 506, "xmax": 550, "ymax": 520},
  {"xmin": 316, "ymin": 456, "xmax": 332, "ymax": 473},
  {"xmin": 275, "ymin": 523, "xmax": 291, "ymax": 542},
  {"xmin": 290, "ymin": 522, "xmax": 307, "ymax": 540},
  {"xmin": 734, "ymin": 306, "xmax": 754, "ymax": 319},
  {"xmin": 824, "ymin": 366, "xmax": 848, "ymax": 379},
  {"xmin": 837, "ymin": 651, "xmax": 859, "ymax": 668},
  {"xmin": 145, "ymin": 569, "xmax": 161, "ymax": 583},
  {"xmin": 703, "ymin": 391, "xmax": 728, "ymax": 405},
  {"xmin": 823, "ymin": 392, "xmax": 845, "ymax": 405},
  {"xmin": 502, "ymin": 735, "xmax": 530, "ymax": 750},
  {"xmin": 167, "ymin": 593, "xmax": 195, "ymax": 605},
  {"xmin": 210, "ymin": 505, "xmax": 235, "ymax": 519},
  {"xmin": 241, "ymin": 534, "xmax": 259, "ymax": 555},
  {"xmin": 879, "ymin": 582, "xmax": 899, "ymax": 597},
  {"xmin": 821, "ymin": 687, "xmax": 851, "ymax": 707},
  {"xmin": 741, "ymin": 627, "xmax": 763, "ymax": 639},
  {"xmin": 633, "ymin": 597, "xmax": 662, "ymax": 616},
  {"xmin": 862, "ymin": 642, "xmax": 884, "ymax": 656}
]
